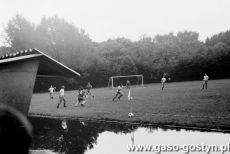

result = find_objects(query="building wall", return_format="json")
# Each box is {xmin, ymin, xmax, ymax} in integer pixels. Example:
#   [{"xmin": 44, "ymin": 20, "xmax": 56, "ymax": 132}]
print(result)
[{"xmin": 0, "ymin": 60, "xmax": 39, "ymax": 115}]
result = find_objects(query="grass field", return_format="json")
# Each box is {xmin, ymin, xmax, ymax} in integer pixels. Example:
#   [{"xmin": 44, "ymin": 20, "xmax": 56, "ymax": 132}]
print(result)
[{"xmin": 29, "ymin": 79, "xmax": 230, "ymax": 130}]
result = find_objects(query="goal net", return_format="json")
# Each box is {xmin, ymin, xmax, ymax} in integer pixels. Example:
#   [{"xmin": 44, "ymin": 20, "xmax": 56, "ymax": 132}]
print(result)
[{"xmin": 108, "ymin": 75, "xmax": 143, "ymax": 89}]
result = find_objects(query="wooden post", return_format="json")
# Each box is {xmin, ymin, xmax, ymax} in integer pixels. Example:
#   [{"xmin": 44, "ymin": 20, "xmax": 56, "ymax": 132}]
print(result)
[
  {"xmin": 141, "ymin": 75, "xmax": 144, "ymax": 86},
  {"xmin": 111, "ymin": 77, "xmax": 114, "ymax": 89}
]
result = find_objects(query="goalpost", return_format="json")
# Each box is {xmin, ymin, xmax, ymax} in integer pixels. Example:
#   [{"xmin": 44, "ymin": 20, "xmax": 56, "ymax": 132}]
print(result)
[{"xmin": 108, "ymin": 75, "xmax": 143, "ymax": 89}]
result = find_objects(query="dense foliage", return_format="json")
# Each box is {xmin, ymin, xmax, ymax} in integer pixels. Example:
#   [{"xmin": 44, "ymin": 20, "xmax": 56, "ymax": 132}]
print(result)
[{"xmin": 1, "ymin": 15, "xmax": 230, "ymax": 91}]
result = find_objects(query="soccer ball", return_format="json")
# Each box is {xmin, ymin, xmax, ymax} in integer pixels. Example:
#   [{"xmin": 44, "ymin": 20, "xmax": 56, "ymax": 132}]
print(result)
[{"xmin": 128, "ymin": 112, "xmax": 134, "ymax": 117}]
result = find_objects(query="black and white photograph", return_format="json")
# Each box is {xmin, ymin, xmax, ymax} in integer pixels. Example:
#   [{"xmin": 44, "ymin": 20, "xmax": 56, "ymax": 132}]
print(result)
[{"xmin": 0, "ymin": 0, "xmax": 230, "ymax": 154}]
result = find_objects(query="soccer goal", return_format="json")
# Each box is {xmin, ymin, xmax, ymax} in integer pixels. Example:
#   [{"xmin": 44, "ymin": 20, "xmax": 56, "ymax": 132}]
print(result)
[{"xmin": 108, "ymin": 75, "xmax": 143, "ymax": 89}]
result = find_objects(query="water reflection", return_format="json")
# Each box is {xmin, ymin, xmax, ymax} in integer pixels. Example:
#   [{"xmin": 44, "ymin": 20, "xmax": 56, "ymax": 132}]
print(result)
[
  {"xmin": 29, "ymin": 117, "xmax": 230, "ymax": 154},
  {"xmin": 29, "ymin": 117, "xmax": 140, "ymax": 154}
]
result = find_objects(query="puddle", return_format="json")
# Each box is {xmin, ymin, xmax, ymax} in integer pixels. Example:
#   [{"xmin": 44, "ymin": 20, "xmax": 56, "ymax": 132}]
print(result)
[{"xmin": 29, "ymin": 117, "xmax": 230, "ymax": 154}]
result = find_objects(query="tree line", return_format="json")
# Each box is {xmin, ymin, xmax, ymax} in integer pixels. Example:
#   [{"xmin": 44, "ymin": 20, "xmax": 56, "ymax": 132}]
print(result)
[{"xmin": 0, "ymin": 15, "xmax": 230, "ymax": 91}]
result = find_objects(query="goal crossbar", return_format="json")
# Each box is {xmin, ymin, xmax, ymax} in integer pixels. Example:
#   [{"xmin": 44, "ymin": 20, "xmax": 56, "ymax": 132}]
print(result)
[{"xmin": 111, "ymin": 75, "xmax": 143, "ymax": 78}]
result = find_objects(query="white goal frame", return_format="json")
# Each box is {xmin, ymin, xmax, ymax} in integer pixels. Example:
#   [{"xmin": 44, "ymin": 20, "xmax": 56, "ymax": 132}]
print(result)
[{"xmin": 108, "ymin": 74, "xmax": 143, "ymax": 89}]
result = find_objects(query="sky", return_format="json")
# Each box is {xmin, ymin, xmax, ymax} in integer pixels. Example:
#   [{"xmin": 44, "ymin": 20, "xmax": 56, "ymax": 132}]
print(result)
[{"xmin": 0, "ymin": 0, "xmax": 230, "ymax": 44}]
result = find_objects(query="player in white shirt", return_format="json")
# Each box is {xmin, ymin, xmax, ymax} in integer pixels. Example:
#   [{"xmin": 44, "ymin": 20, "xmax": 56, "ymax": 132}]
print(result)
[
  {"xmin": 48, "ymin": 85, "xmax": 55, "ymax": 99},
  {"xmin": 161, "ymin": 76, "xmax": 166, "ymax": 91},
  {"xmin": 202, "ymin": 74, "xmax": 209, "ymax": 90},
  {"xmin": 57, "ymin": 85, "xmax": 66, "ymax": 108},
  {"xmin": 112, "ymin": 84, "xmax": 124, "ymax": 101}
]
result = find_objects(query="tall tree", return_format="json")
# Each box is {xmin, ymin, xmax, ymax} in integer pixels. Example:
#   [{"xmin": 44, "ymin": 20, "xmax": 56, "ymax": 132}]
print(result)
[{"xmin": 4, "ymin": 14, "xmax": 36, "ymax": 50}]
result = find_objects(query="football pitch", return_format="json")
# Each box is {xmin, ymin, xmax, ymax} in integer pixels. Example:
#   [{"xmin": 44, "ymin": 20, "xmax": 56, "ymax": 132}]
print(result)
[{"xmin": 29, "ymin": 79, "xmax": 230, "ymax": 130}]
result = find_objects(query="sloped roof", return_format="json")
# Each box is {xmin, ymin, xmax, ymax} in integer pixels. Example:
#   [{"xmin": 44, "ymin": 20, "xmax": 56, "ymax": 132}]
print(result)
[{"xmin": 0, "ymin": 48, "xmax": 80, "ymax": 77}]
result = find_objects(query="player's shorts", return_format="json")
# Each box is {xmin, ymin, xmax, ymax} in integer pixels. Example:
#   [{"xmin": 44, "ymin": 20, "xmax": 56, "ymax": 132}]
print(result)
[
  {"xmin": 78, "ymin": 97, "xmax": 84, "ymax": 102},
  {"xmin": 117, "ymin": 91, "xmax": 123, "ymax": 95},
  {"xmin": 59, "ymin": 95, "xmax": 65, "ymax": 101}
]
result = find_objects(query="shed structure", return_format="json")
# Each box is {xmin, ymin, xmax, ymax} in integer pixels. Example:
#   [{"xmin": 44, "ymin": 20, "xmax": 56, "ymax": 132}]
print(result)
[{"xmin": 0, "ymin": 48, "xmax": 80, "ymax": 115}]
